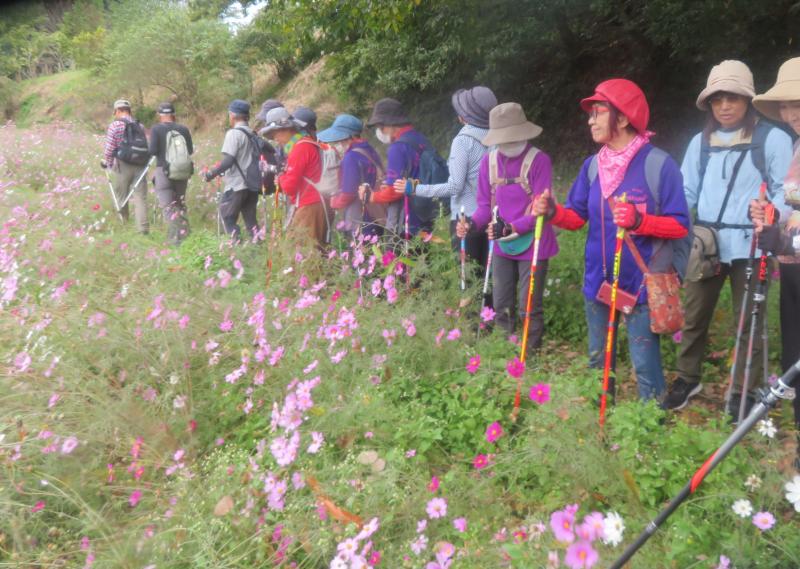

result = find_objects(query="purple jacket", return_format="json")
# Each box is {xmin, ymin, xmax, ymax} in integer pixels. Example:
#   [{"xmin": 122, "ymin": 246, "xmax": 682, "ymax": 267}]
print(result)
[
  {"xmin": 341, "ymin": 140, "xmax": 381, "ymax": 195},
  {"xmin": 471, "ymin": 145, "xmax": 559, "ymax": 261}
]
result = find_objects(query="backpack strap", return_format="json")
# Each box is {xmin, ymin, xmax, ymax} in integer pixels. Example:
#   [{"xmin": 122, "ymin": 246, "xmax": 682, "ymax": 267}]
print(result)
[
  {"xmin": 517, "ymin": 146, "xmax": 540, "ymax": 196},
  {"xmin": 644, "ymin": 147, "xmax": 668, "ymax": 214},
  {"xmin": 351, "ymin": 147, "xmax": 385, "ymax": 178},
  {"xmin": 587, "ymin": 155, "xmax": 599, "ymax": 185},
  {"xmin": 749, "ymin": 120, "xmax": 771, "ymax": 184}
]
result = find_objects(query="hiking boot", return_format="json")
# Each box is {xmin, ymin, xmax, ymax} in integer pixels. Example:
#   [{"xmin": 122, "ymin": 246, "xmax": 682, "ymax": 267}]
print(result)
[
  {"xmin": 726, "ymin": 392, "xmax": 756, "ymax": 425},
  {"xmin": 661, "ymin": 378, "xmax": 701, "ymax": 410}
]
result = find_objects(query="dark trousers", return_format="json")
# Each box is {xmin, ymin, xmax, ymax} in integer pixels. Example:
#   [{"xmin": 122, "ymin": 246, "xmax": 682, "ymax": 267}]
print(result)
[
  {"xmin": 492, "ymin": 256, "xmax": 548, "ymax": 352},
  {"xmin": 220, "ymin": 189, "xmax": 259, "ymax": 241},
  {"xmin": 779, "ymin": 262, "xmax": 800, "ymax": 425},
  {"xmin": 677, "ymin": 259, "xmax": 769, "ymax": 395}
]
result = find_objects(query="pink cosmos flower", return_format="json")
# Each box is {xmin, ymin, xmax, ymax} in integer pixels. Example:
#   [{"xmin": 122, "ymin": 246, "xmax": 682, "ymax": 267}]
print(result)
[
  {"xmin": 61, "ymin": 436, "xmax": 79, "ymax": 454},
  {"xmin": 129, "ymin": 490, "xmax": 142, "ymax": 507},
  {"xmin": 577, "ymin": 512, "xmax": 604, "ymax": 542},
  {"xmin": 752, "ymin": 511, "xmax": 775, "ymax": 531},
  {"xmin": 473, "ymin": 454, "xmax": 489, "ymax": 470},
  {"xmin": 14, "ymin": 351, "xmax": 32, "ymax": 373},
  {"xmin": 446, "ymin": 328, "xmax": 461, "ymax": 341},
  {"xmin": 466, "ymin": 354, "xmax": 481, "ymax": 374},
  {"xmin": 382, "ymin": 251, "xmax": 396, "ymax": 267},
  {"xmin": 529, "ymin": 383, "xmax": 551, "ymax": 404},
  {"xmin": 715, "ymin": 555, "xmax": 731, "ymax": 569},
  {"xmin": 506, "ymin": 356, "xmax": 525, "ymax": 378},
  {"xmin": 480, "ymin": 306, "xmax": 496, "ymax": 322},
  {"xmin": 417, "ymin": 519, "xmax": 428, "ymax": 533},
  {"xmin": 427, "ymin": 476, "xmax": 439, "ymax": 493},
  {"xmin": 426, "ymin": 497, "xmax": 447, "ymax": 519},
  {"xmin": 453, "ymin": 517, "xmax": 467, "ymax": 532},
  {"xmin": 405, "ymin": 322, "xmax": 417, "ymax": 337},
  {"xmin": 547, "ymin": 550, "xmax": 560, "ymax": 569},
  {"xmin": 564, "ymin": 540, "xmax": 598, "ymax": 568},
  {"xmin": 485, "ymin": 421, "xmax": 503, "ymax": 443},
  {"xmin": 405, "ymin": 449, "xmax": 416, "ymax": 458},
  {"xmin": 672, "ymin": 330, "xmax": 682, "ymax": 343},
  {"xmin": 550, "ymin": 509, "xmax": 576, "ymax": 543},
  {"xmin": 31, "ymin": 501, "xmax": 45, "ymax": 513},
  {"xmin": 386, "ymin": 287, "xmax": 398, "ymax": 304}
]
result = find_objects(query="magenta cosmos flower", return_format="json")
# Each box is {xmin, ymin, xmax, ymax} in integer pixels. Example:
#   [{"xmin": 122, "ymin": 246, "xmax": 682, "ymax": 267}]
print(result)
[
  {"xmin": 564, "ymin": 540, "xmax": 599, "ymax": 568},
  {"xmin": 485, "ymin": 421, "xmax": 503, "ymax": 443},
  {"xmin": 466, "ymin": 355, "xmax": 481, "ymax": 374},
  {"xmin": 550, "ymin": 508, "xmax": 576, "ymax": 543},
  {"xmin": 473, "ymin": 454, "xmax": 489, "ymax": 470},
  {"xmin": 506, "ymin": 356, "xmax": 525, "ymax": 378},
  {"xmin": 529, "ymin": 383, "xmax": 551, "ymax": 404}
]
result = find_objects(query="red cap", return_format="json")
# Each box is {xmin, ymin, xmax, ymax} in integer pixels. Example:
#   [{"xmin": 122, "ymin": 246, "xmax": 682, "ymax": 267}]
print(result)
[{"xmin": 580, "ymin": 79, "xmax": 650, "ymax": 134}]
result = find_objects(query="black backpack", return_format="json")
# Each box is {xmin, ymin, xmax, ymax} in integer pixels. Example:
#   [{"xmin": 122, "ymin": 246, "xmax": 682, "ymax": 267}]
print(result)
[
  {"xmin": 398, "ymin": 134, "xmax": 449, "ymax": 226},
  {"xmin": 233, "ymin": 127, "xmax": 276, "ymax": 193},
  {"xmin": 115, "ymin": 120, "xmax": 150, "ymax": 166}
]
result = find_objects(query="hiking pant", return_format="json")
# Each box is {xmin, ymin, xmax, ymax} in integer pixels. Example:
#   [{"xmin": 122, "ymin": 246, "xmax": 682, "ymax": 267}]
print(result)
[
  {"xmin": 290, "ymin": 202, "xmax": 326, "ymax": 248},
  {"xmin": 220, "ymin": 189, "xmax": 259, "ymax": 241},
  {"xmin": 153, "ymin": 166, "xmax": 189, "ymax": 244},
  {"xmin": 676, "ymin": 259, "xmax": 769, "ymax": 396},
  {"xmin": 779, "ymin": 262, "xmax": 800, "ymax": 426},
  {"xmin": 586, "ymin": 299, "xmax": 665, "ymax": 401},
  {"xmin": 113, "ymin": 160, "xmax": 149, "ymax": 233},
  {"xmin": 386, "ymin": 201, "xmax": 403, "ymax": 235},
  {"xmin": 492, "ymin": 256, "xmax": 548, "ymax": 352}
]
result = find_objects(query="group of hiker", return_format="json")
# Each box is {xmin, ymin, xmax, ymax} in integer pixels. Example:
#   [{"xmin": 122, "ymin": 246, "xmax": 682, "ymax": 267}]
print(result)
[{"xmin": 102, "ymin": 57, "xmax": 800, "ymax": 467}]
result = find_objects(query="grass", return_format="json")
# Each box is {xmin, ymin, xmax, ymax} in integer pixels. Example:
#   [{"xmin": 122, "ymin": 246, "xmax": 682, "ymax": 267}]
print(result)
[{"xmin": 0, "ymin": 122, "xmax": 798, "ymax": 569}]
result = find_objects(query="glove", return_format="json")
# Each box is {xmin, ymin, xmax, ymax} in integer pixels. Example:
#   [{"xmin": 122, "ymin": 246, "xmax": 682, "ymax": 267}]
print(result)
[
  {"xmin": 404, "ymin": 179, "xmax": 415, "ymax": 197},
  {"xmin": 456, "ymin": 218, "xmax": 471, "ymax": 239},
  {"xmin": 491, "ymin": 217, "xmax": 513, "ymax": 239},
  {"xmin": 613, "ymin": 202, "xmax": 642, "ymax": 230},
  {"xmin": 759, "ymin": 224, "xmax": 795, "ymax": 256},
  {"xmin": 100, "ymin": 160, "xmax": 107, "ymax": 170},
  {"xmin": 202, "ymin": 170, "xmax": 214, "ymax": 183}
]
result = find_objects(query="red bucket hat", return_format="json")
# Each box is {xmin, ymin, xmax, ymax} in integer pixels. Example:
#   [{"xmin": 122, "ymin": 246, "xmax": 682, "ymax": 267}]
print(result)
[{"xmin": 580, "ymin": 79, "xmax": 650, "ymax": 134}]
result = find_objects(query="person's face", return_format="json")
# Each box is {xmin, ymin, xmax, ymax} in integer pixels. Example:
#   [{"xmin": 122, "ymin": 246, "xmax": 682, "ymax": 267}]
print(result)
[
  {"xmin": 779, "ymin": 101, "xmax": 800, "ymax": 135},
  {"xmin": 273, "ymin": 129, "xmax": 294, "ymax": 145},
  {"xmin": 709, "ymin": 92, "xmax": 749, "ymax": 129},
  {"xmin": 114, "ymin": 108, "xmax": 128, "ymax": 119},
  {"xmin": 588, "ymin": 103, "xmax": 613, "ymax": 144}
]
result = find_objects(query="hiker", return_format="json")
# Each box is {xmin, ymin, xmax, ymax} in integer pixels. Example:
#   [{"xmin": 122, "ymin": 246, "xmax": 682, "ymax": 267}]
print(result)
[
  {"xmin": 256, "ymin": 99, "xmax": 287, "ymax": 172},
  {"xmin": 202, "ymin": 99, "xmax": 263, "ymax": 242},
  {"xmin": 101, "ymin": 99, "xmax": 150, "ymax": 234},
  {"xmin": 317, "ymin": 114, "xmax": 384, "ymax": 237},
  {"xmin": 661, "ymin": 61, "xmax": 793, "ymax": 418},
  {"xmin": 395, "ymin": 86, "xmax": 496, "ymax": 265},
  {"xmin": 261, "ymin": 106, "xmax": 327, "ymax": 247},
  {"xmin": 750, "ymin": 57, "xmax": 800, "ymax": 466},
  {"xmin": 148, "ymin": 102, "xmax": 194, "ymax": 245},
  {"xmin": 456, "ymin": 102, "xmax": 558, "ymax": 353},
  {"xmin": 293, "ymin": 106, "xmax": 318, "ymax": 140},
  {"xmin": 533, "ymin": 79, "xmax": 690, "ymax": 401},
  {"xmin": 362, "ymin": 98, "xmax": 447, "ymax": 237}
]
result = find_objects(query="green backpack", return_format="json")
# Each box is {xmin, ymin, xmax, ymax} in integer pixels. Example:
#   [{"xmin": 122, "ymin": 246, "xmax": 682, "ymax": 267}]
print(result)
[{"xmin": 164, "ymin": 129, "xmax": 193, "ymax": 181}]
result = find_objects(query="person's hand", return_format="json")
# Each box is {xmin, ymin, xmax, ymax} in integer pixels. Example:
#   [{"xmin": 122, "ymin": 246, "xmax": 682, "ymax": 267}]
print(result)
[
  {"xmin": 749, "ymin": 198, "xmax": 767, "ymax": 232},
  {"xmin": 613, "ymin": 201, "xmax": 642, "ymax": 229},
  {"xmin": 393, "ymin": 178, "xmax": 408, "ymax": 194},
  {"xmin": 488, "ymin": 217, "xmax": 512, "ymax": 240},
  {"xmin": 100, "ymin": 160, "xmax": 107, "ymax": 170},
  {"xmin": 202, "ymin": 170, "xmax": 214, "ymax": 183},
  {"xmin": 358, "ymin": 183, "xmax": 371, "ymax": 203},
  {"xmin": 456, "ymin": 218, "xmax": 471, "ymax": 239},
  {"xmin": 532, "ymin": 189, "xmax": 555, "ymax": 218}
]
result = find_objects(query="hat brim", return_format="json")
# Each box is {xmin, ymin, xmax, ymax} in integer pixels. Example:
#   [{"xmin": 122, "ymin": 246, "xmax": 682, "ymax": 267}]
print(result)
[
  {"xmin": 317, "ymin": 126, "xmax": 354, "ymax": 143},
  {"xmin": 580, "ymin": 94, "xmax": 609, "ymax": 113},
  {"xmin": 696, "ymin": 81, "xmax": 755, "ymax": 110},
  {"xmin": 366, "ymin": 115, "xmax": 412, "ymax": 127},
  {"xmin": 753, "ymin": 82, "xmax": 800, "ymax": 122},
  {"xmin": 482, "ymin": 122, "xmax": 542, "ymax": 146}
]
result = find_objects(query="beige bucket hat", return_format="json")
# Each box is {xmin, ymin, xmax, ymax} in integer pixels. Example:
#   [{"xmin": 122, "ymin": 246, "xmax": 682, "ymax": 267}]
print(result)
[
  {"xmin": 753, "ymin": 57, "xmax": 800, "ymax": 121},
  {"xmin": 482, "ymin": 103, "xmax": 542, "ymax": 146},
  {"xmin": 696, "ymin": 60, "xmax": 755, "ymax": 110}
]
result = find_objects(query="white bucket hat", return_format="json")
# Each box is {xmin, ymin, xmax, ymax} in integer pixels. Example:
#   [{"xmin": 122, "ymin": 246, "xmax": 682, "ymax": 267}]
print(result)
[
  {"xmin": 481, "ymin": 103, "xmax": 542, "ymax": 146},
  {"xmin": 696, "ymin": 60, "xmax": 755, "ymax": 110},
  {"xmin": 753, "ymin": 57, "xmax": 800, "ymax": 121}
]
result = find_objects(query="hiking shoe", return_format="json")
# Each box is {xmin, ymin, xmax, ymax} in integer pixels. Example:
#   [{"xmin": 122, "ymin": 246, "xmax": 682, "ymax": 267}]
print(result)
[
  {"xmin": 661, "ymin": 378, "xmax": 701, "ymax": 410},
  {"xmin": 726, "ymin": 392, "xmax": 756, "ymax": 425}
]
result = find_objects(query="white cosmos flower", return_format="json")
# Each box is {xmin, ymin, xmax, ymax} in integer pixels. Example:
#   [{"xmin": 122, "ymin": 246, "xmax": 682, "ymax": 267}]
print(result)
[
  {"xmin": 732, "ymin": 499, "xmax": 753, "ymax": 518},
  {"xmin": 744, "ymin": 474, "xmax": 762, "ymax": 491},
  {"xmin": 757, "ymin": 419, "xmax": 777, "ymax": 438},
  {"xmin": 602, "ymin": 511, "xmax": 625, "ymax": 546},
  {"xmin": 785, "ymin": 475, "xmax": 800, "ymax": 513}
]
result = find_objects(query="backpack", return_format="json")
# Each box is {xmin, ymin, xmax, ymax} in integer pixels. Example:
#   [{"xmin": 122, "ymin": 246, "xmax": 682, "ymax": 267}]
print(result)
[
  {"xmin": 116, "ymin": 120, "xmax": 150, "ymax": 166},
  {"xmin": 235, "ymin": 127, "xmax": 277, "ymax": 194},
  {"xmin": 231, "ymin": 127, "xmax": 264, "ymax": 192},
  {"xmin": 398, "ymin": 134, "xmax": 449, "ymax": 225},
  {"xmin": 587, "ymin": 146, "xmax": 692, "ymax": 281},
  {"xmin": 298, "ymin": 139, "xmax": 341, "ymax": 197},
  {"xmin": 488, "ymin": 146, "xmax": 540, "ymax": 256},
  {"xmin": 164, "ymin": 129, "xmax": 193, "ymax": 181}
]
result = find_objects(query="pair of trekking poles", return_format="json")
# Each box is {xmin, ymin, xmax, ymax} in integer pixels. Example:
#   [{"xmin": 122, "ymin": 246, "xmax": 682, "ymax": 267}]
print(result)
[{"xmin": 103, "ymin": 157, "xmax": 155, "ymax": 221}]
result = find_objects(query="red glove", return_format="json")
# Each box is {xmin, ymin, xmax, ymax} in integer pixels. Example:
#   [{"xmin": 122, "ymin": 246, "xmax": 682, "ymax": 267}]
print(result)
[{"xmin": 613, "ymin": 202, "xmax": 642, "ymax": 230}]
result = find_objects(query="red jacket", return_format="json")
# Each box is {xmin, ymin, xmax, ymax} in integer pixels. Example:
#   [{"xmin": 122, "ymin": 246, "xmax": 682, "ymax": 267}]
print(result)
[{"xmin": 278, "ymin": 138, "xmax": 322, "ymax": 208}]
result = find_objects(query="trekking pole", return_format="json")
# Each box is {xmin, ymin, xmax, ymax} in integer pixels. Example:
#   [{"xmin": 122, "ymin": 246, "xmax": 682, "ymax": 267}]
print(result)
[
  {"xmin": 609, "ymin": 357, "xmax": 800, "ymax": 569},
  {"xmin": 738, "ymin": 198, "xmax": 776, "ymax": 423},
  {"xmin": 403, "ymin": 179, "xmax": 413, "ymax": 288},
  {"xmin": 599, "ymin": 194, "xmax": 627, "ymax": 427},
  {"xmin": 103, "ymin": 167, "xmax": 124, "ymax": 221},
  {"xmin": 727, "ymin": 182, "xmax": 766, "ymax": 403},
  {"xmin": 120, "ymin": 156, "xmax": 155, "ymax": 210},
  {"xmin": 477, "ymin": 206, "xmax": 498, "ymax": 341},
  {"xmin": 459, "ymin": 206, "xmax": 467, "ymax": 291},
  {"xmin": 266, "ymin": 182, "xmax": 281, "ymax": 287},
  {"xmin": 511, "ymin": 212, "xmax": 545, "ymax": 423}
]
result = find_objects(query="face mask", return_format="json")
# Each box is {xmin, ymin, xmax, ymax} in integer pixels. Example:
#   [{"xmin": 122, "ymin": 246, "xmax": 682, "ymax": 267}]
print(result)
[
  {"xmin": 332, "ymin": 141, "xmax": 349, "ymax": 155},
  {"xmin": 498, "ymin": 141, "xmax": 527, "ymax": 158},
  {"xmin": 375, "ymin": 128, "xmax": 392, "ymax": 145}
]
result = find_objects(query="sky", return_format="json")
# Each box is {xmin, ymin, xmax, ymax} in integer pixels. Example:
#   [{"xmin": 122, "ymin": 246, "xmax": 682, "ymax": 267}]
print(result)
[{"xmin": 223, "ymin": 0, "xmax": 267, "ymax": 30}]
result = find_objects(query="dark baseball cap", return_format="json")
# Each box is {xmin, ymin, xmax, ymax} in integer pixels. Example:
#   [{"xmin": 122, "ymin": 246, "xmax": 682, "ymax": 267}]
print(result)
[{"xmin": 157, "ymin": 102, "xmax": 175, "ymax": 115}]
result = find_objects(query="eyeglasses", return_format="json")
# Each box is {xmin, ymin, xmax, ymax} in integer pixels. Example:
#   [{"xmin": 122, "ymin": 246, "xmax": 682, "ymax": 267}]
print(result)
[{"xmin": 588, "ymin": 105, "xmax": 611, "ymax": 120}]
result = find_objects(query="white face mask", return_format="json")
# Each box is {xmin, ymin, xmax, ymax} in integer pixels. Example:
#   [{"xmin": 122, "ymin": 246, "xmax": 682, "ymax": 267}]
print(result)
[
  {"xmin": 375, "ymin": 128, "xmax": 392, "ymax": 145},
  {"xmin": 332, "ymin": 141, "xmax": 349, "ymax": 155},
  {"xmin": 498, "ymin": 141, "xmax": 527, "ymax": 157}
]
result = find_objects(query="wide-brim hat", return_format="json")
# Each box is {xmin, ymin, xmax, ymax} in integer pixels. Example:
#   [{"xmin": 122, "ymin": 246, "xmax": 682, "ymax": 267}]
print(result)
[
  {"xmin": 580, "ymin": 78, "xmax": 650, "ymax": 134},
  {"xmin": 255, "ymin": 99, "xmax": 283, "ymax": 122},
  {"xmin": 451, "ymin": 86, "xmax": 497, "ymax": 129},
  {"xmin": 260, "ymin": 107, "xmax": 302, "ymax": 135},
  {"xmin": 753, "ymin": 57, "xmax": 800, "ymax": 121},
  {"xmin": 367, "ymin": 98, "xmax": 411, "ymax": 127},
  {"xmin": 318, "ymin": 114, "xmax": 364, "ymax": 143},
  {"xmin": 481, "ymin": 103, "xmax": 542, "ymax": 146},
  {"xmin": 696, "ymin": 60, "xmax": 755, "ymax": 110}
]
